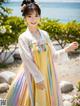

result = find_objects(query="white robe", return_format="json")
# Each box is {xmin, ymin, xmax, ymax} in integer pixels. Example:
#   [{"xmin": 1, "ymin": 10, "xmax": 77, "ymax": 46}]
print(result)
[
  {"xmin": 18, "ymin": 28, "xmax": 69, "ymax": 106},
  {"xmin": 18, "ymin": 28, "xmax": 69, "ymax": 84}
]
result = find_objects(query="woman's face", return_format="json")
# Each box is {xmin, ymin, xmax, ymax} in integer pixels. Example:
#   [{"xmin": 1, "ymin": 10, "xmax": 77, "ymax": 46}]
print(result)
[{"xmin": 25, "ymin": 11, "xmax": 41, "ymax": 28}]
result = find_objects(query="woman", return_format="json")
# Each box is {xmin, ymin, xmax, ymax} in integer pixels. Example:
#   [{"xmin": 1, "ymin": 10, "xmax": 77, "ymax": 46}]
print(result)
[{"xmin": 6, "ymin": 0, "xmax": 79, "ymax": 106}]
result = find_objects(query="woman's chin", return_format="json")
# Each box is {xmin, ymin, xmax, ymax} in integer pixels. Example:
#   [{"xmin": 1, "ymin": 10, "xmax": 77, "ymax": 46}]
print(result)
[{"xmin": 30, "ymin": 24, "xmax": 38, "ymax": 28}]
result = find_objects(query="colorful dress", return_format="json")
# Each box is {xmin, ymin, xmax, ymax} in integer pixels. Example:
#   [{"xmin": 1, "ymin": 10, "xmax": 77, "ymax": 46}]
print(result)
[{"xmin": 6, "ymin": 28, "xmax": 69, "ymax": 106}]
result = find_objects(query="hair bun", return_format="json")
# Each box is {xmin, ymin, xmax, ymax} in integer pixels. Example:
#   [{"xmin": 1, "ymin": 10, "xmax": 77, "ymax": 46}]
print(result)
[
  {"xmin": 21, "ymin": 0, "xmax": 40, "ymax": 16},
  {"xmin": 21, "ymin": 4, "xmax": 26, "ymax": 12},
  {"xmin": 21, "ymin": 0, "xmax": 35, "ymax": 6},
  {"xmin": 21, "ymin": 0, "xmax": 35, "ymax": 12}
]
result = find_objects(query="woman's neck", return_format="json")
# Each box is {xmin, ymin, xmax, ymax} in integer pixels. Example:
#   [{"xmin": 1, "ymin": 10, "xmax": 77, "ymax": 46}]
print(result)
[
  {"xmin": 28, "ymin": 26, "xmax": 41, "ymax": 37},
  {"xmin": 28, "ymin": 26, "xmax": 39, "ymax": 34},
  {"xmin": 28, "ymin": 26, "xmax": 41, "ymax": 39}
]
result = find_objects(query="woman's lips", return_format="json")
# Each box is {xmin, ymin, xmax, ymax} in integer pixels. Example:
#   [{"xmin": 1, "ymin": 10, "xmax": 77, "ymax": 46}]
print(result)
[{"xmin": 31, "ymin": 22, "xmax": 37, "ymax": 25}]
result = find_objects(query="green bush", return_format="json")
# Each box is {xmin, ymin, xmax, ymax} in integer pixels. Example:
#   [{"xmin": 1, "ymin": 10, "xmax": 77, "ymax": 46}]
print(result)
[
  {"xmin": 65, "ymin": 21, "xmax": 80, "ymax": 48},
  {"xmin": 0, "ymin": 16, "xmax": 26, "ymax": 63},
  {"xmin": 72, "ymin": 81, "xmax": 80, "ymax": 106},
  {"xmin": 40, "ymin": 18, "xmax": 66, "ymax": 48},
  {"xmin": 72, "ymin": 95, "xmax": 80, "ymax": 106},
  {"xmin": 0, "ymin": 1, "xmax": 26, "ymax": 64},
  {"xmin": 40, "ymin": 18, "xmax": 80, "ymax": 49},
  {"xmin": 77, "ymin": 81, "xmax": 80, "ymax": 92}
]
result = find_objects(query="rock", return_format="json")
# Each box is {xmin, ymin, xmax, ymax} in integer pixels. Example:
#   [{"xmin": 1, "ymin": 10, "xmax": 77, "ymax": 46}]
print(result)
[
  {"xmin": 60, "ymin": 81, "xmax": 74, "ymax": 93},
  {"xmin": 63, "ymin": 101, "xmax": 72, "ymax": 106},
  {"xmin": 62, "ymin": 94, "xmax": 73, "ymax": 102},
  {"xmin": 0, "ymin": 71, "xmax": 16, "ymax": 84},
  {"xmin": 0, "ymin": 97, "xmax": 7, "ymax": 106},
  {"xmin": 0, "ymin": 83, "xmax": 9, "ymax": 93},
  {"xmin": 13, "ymin": 48, "xmax": 21, "ymax": 60},
  {"xmin": 0, "ymin": 98, "xmax": 3, "ymax": 100},
  {"xmin": 0, "ymin": 51, "xmax": 14, "ymax": 64}
]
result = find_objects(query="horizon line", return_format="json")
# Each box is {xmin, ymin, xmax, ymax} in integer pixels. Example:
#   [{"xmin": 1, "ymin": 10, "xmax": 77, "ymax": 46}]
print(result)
[{"xmin": 5, "ymin": 0, "xmax": 80, "ymax": 3}]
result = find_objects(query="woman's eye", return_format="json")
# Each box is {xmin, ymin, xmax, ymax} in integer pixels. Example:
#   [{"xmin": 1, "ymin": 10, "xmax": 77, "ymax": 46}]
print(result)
[
  {"xmin": 28, "ymin": 15, "xmax": 39, "ymax": 18},
  {"xmin": 28, "ymin": 16, "xmax": 31, "ymax": 18},
  {"xmin": 35, "ymin": 15, "xmax": 39, "ymax": 17}
]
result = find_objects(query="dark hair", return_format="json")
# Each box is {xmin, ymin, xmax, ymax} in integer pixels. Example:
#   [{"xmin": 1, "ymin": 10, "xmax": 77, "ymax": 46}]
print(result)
[{"xmin": 21, "ymin": 0, "xmax": 41, "ymax": 17}]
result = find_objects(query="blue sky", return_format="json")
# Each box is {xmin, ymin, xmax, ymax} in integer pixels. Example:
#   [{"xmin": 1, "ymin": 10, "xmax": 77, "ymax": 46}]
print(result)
[
  {"xmin": 39, "ymin": 0, "xmax": 80, "ymax": 2},
  {"xmin": 12, "ymin": 0, "xmax": 80, "ymax": 2}
]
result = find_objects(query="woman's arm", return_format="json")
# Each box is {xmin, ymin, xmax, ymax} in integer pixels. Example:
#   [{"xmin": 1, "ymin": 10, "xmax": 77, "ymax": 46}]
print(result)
[
  {"xmin": 44, "ymin": 31, "xmax": 78, "ymax": 63},
  {"xmin": 18, "ymin": 35, "xmax": 44, "ymax": 84}
]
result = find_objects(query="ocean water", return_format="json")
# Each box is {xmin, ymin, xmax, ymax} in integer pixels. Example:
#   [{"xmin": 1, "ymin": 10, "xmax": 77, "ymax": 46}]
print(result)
[{"xmin": 3, "ymin": 2, "xmax": 80, "ymax": 22}]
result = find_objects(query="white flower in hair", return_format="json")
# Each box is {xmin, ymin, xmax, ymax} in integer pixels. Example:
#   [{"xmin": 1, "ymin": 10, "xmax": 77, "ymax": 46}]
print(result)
[{"xmin": 21, "ymin": 4, "xmax": 26, "ymax": 12}]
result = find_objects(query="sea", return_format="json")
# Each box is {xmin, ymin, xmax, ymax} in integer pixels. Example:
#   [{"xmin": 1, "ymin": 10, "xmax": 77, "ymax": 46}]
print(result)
[{"xmin": 2, "ymin": 2, "xmax": 80, "ymax": 23}]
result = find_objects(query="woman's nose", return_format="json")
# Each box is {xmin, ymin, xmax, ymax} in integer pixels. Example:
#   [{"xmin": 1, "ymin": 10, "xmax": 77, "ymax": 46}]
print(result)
[{"xmin": 31, "ymin": 17, "xmax": 36, "ymax": 21}]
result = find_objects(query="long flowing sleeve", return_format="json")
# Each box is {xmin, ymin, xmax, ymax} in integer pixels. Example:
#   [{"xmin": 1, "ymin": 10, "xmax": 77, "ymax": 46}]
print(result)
[
  {"xmin": 18, "ymin": 35, "xmax": 44, "ymax": 83},
  {"xmin": 43, "ymin": 31, "xmax": 69, "ymax": 63}
]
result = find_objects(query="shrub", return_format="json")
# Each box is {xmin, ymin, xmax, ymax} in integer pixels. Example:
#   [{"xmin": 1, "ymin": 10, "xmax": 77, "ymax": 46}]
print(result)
[
  {"xmin": 40, "ymin": 18, "xmax": 80, "ymax": 49},
  {"xmin": 72, "ymin": 81, "xmax": 80, "ymax": 106},
  {"xmin": 77, "ymin": 81, "xmax": 80, "ymax": 92},
  {"xmin": 40, "ymin": 18, "xmax": 66, "ymax": 48},
  {"xmin": 72, "ymin": 96, "xmax": 80, "ymax": 106},
  {"xmin": 65, "ymin": 21, "xmax": 80, "ymax": 48},
  {"xmin": 0, "ymin": 1, "xmax": 26, "ymax": 64}
]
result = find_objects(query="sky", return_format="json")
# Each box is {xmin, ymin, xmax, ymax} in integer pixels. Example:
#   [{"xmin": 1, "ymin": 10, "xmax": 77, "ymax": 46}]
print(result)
[
  {"xmin": 40, "ymin": 0, "xmax": 80, "ymax": 2},
  {"xmin": 11, "ymin": 0, "xmax": 80, "ymax": 2}
]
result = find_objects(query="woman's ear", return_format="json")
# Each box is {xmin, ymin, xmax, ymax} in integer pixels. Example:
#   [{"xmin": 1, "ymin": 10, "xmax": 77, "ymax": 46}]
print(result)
[{"xmin": 24, "ymin": 17, "xmax": 28, "ymax": 26}]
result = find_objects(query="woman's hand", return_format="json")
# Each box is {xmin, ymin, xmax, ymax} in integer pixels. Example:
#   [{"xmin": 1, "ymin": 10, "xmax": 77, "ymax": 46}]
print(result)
[
  {"xmin": 36, "ymin": 81, "xmax": 46, "ymax": 90},
  {"xmin": 64, "ymin": 41, "xmax": 79, "ymax": 53}
]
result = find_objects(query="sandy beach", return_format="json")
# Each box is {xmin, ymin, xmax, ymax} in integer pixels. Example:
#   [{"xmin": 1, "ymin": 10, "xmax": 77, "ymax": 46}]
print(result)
[{"xmin": 0, "ymin": 55, "xmax": 80, "ymax": 98}]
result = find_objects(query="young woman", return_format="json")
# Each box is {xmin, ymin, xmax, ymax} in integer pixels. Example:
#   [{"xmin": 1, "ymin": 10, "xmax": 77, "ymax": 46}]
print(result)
[{"xmin": 6, "ymin": 0, "xmax": 79, "ymax": 106}]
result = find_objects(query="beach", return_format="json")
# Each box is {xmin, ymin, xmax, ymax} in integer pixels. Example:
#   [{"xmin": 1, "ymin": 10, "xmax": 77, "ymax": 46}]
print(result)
[{"xmin": 0, "ymin": 54, "xmax": 80, "ymax": 98}]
